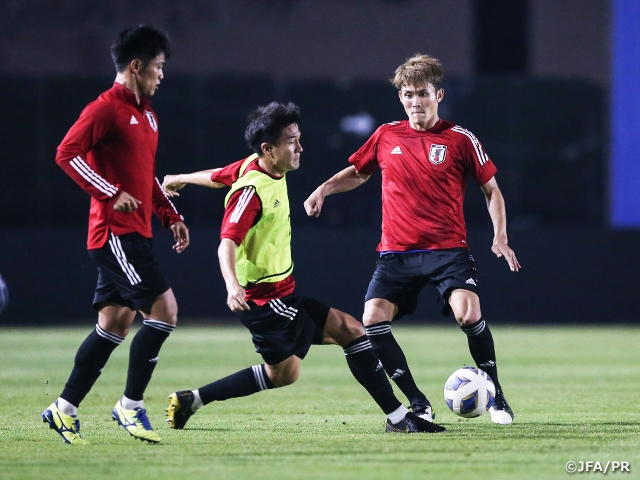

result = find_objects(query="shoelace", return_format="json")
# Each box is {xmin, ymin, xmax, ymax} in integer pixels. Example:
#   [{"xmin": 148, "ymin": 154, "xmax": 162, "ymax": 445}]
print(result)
[{"xmin": 133, "ymin": 408, "xmax": 153, "ymax": 430}]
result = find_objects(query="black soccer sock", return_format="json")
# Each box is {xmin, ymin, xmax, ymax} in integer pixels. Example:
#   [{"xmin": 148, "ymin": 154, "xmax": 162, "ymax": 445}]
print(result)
[
  {"xmin": 124, "ymin": 319, "xmax": 174, "ymax": 401},
  {"xmin": 198, "ymin": 364, "xmax": 275, "ymax": 405},
  {"xmin": 461, "ymin": 318, "xmax": 502, "ymax": 392},
  {"xmin": 61, "ymin": 325, "xmax": 123, "ymax": 407},
  {"xmin": 343, "ymin": 336, "xmax": 403, "ymax": 415},
  {"xmin": 365, "ymin": 321, "xmax": 428, "ymax": 408}
]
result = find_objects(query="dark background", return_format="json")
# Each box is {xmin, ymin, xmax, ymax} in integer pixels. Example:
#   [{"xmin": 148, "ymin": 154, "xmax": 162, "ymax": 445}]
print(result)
[{"xmin": 1, "ymin": 0, "xmax": 636, "ymax": 325}]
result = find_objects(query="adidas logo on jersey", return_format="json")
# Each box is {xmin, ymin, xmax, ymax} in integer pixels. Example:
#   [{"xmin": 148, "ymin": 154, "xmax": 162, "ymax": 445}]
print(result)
[
  {"xmin": 391, "ymin": 146, "xmax": 403, "ymax": 154},
  {"xmin": 274, "ymin": 199, "xmax": 281, "ymax": 208},
  {"xmin": 130, "ymin": 115, "xmax": 138, "ymax": 125},
  {"xmin": 465, "ymin": 278, "xmax": 477, "ymax": 286}
]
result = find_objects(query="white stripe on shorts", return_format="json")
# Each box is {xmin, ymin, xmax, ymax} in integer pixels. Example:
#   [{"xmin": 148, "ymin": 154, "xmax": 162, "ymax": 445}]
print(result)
[
  {"xmin": 268, "ymin": 298, "xmax": 298, "ymax": 321},
  {"xmin": 108, "ymin": 233, "xmax": 142, "ymax": 285}
]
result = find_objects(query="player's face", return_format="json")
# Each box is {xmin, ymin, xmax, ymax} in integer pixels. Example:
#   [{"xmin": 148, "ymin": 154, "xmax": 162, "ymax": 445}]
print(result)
[
  {"xmin": 135, "ymin": 53, "xmax": 166, "ymax": 97},
  {"xmin": 399, "ymin": 83, "xmax": 443, "ymax": 131},
  {"xmin": 270, "ymin": 123, "xmax": 303, "ymax": 174}
]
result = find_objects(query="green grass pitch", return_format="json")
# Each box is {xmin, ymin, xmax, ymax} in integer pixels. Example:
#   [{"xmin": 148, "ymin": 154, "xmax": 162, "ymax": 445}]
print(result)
[{"xmin": 0, "ymin": 324, "xmax": 638, "ymax": 480}]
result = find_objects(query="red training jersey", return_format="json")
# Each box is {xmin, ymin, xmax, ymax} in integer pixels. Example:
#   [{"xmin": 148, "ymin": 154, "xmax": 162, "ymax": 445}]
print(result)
[
  {"xmin": 212, "ymin": 157, "xmax": 295, "ymax": 305},
  {"xmin": 349, "ymin": 119, "xmax": 497, "ymax": 252},
  {"xmin": 56, "ymin": 82, "xmax": 183, "ymax": 249}
]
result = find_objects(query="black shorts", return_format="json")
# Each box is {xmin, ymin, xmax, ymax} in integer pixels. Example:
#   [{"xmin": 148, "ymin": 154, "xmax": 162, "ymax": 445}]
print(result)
[
  {"xmin": 364, "ymin": 248, "xmax": 479, "ymax": 319},
  {"xmin": 235, "ymin": 294, "xmax": 330, "ymax": 365},
  {"xmin": 88, "ymin": 232, "xmax": 171, "ymax": 311}
]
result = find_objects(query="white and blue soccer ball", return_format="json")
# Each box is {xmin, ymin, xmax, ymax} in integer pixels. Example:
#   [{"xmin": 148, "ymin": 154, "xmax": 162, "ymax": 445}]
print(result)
[
  {"xmin": 444, "ymin": 366, "xmax": 495, "ymax": 418},
  {"xmin": 0, "ymin": 274, "xmax": 9, "ymax": 315}
]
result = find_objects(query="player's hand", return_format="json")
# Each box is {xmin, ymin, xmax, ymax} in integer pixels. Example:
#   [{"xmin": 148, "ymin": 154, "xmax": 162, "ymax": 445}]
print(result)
[
  {"xmin": 112, "ymin": 191, "xmax": 141, "ymax": 212},
  {"xmin": 304, "ymin": 189, "xmax": 325, "ymax": 217},
  {"xmin": 170, "ymin": 221, "xmax": 190, "ymax": 253},
  {"xmin": 226, "ymin": 284, "xmax": 250, "ymax": 312},
  {"xmin": 491, "ymin": 241, "xmax": 521, "ymax": 272},
  {"xmin": 162, "ymin": 174, "xmax": 186, "ymax": 197}
]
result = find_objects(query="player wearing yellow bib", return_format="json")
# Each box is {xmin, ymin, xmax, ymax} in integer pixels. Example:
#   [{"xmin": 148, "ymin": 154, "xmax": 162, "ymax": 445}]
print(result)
[{"xmin": 161, "ymin": 102, "xmax": 445, "ymax": 433}]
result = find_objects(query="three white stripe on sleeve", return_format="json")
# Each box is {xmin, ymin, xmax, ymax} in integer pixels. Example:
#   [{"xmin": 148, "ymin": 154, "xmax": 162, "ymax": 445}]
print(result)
[
  {"xmin": 229, "ymin": 188, "xmax": 255, "ymax": 224},
  {"xmin": 451, "ymin": 126, "xmax": 489, "ymax": 166},
  {"xmin": 69, "ymin": 156, "xmax": 118, "ymax": 197}
]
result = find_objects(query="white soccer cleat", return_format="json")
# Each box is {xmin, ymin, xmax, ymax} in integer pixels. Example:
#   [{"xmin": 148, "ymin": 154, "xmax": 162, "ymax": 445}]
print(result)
[
  {"xmin": 489, "ymin": 406, "xmax": 514, "ymax": 424},
  {"xmin": 489, "ymin": 390, "xmax": 514, "ymax": 424}
]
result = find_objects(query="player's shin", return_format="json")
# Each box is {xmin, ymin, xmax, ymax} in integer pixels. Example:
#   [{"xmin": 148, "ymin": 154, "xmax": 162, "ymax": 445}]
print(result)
[
  {"xmin": 197, "ymin": 364, "xmax": 275, "ymax": 404},
  {"xmin": 343, "ymin": 336, "xmax": 403, "ymax": 414},
  {"xmin": 124, "ymin": 319, "xmax": 174, "ymax": 401},
  {"xmin": 60, "ymin": 325, "xmax": 123, "ymax": 408},
  {"xmin": 461, "ymin": 318, "xmax": 502, "ymax": 390},
  {"xmin": 364, "ymin": 321, "xmax": 429, "ymax": 409}
]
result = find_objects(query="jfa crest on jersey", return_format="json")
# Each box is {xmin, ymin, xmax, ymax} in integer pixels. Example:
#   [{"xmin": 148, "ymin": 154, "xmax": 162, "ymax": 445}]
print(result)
[
  {"xmin": 144, "ymin": 110, "xmax": 158, "ymax": 132},
  {"xmin": 428, "ymin": 144, "xmax": 447, "ymax": 165}
]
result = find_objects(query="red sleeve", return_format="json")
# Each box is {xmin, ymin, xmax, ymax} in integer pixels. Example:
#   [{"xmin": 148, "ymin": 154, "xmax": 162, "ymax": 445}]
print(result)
[
  {"xmin": 348, "ymin": 126, "xmax": 382, "ymax": 175},
  {"xmin": 55, "ymin": 100, "xmax": 120, "ymax": 202},
  {"xmin": 211, "ymin": 158, "xmax": 247, "ymax": 187},
  {"xmin": 152, "ymin": 177, "xmax": 185, "ymax": 228},
  {"xmin": 220, "ymin": 187, "xmax": 262, "ymax": 245},
  {"xmin": 458, "ymin": 130, "xmax": 498, "ymax": 186}
]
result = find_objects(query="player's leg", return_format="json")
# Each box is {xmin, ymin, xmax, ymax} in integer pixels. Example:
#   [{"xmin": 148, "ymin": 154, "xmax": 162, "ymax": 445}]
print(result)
[
  {"xmin": 363, "ymin": 298, "xmax": 433, "ymax": 420},
  {"xmin": 324, "ymin": 307, "xmax": 445, "ymax": 433},
  {"xmin": 122, "ymin": 288, "xmax": 177, "ymax": 406},
  {"xmin": 166, "ymin": 299, "xmax": 300, "ymax": 429},
  {"xmin": 110, "ymin": 288, "xmax": 178, "ymax": 443},
  {"xmin": 448, "ymin": 288, "xmax": 513, "ymax": 424},
  {"xmin": 165, "ymin": 358, "xmax": 291, "ymax": 429},
  {"xmin": 82, "ymin": 232, "xmax": 176, "ymax": 442},
  {"xmin": 42, "ymin": 280, "xmax": 135, "ymax": 444}
]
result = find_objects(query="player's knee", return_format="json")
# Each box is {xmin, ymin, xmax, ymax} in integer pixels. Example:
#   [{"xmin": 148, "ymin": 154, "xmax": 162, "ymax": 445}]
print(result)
[
  {"xmin": 327, "ymin": 310, "xmax": 365, "ymax": 346},
  {"xmin": 457, "ymin": 312, "xmax": 482, "ymax": 327},
  {"xmin": 270, "ymin": 368, "xmax": 299, "ymax": 387}
]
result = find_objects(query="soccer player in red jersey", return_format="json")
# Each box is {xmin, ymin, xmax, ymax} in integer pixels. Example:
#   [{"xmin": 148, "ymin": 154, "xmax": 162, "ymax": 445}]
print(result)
[
  {"xmin": 305, "ymin": 54, "xmax": 521, "ymax": 425},
  {"xmin": 42, "ymin": 25, "xmax": 189, "ymax": 444}
]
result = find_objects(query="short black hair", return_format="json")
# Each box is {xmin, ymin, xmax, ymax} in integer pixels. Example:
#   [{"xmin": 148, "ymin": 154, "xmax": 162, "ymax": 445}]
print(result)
[
  {"xmin": 110, "ymin": 25, "xmax": 171, "ymax": 72},
  {"xmin": 244, "ymin": 102, "xmax": 301, "ymax": 154}
]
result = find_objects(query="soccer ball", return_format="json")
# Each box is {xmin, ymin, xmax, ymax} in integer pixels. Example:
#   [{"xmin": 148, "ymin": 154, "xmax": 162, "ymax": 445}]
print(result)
[
  {"xmin": 443, "ymin": 366, "xmax": 495, "ymax": 418},
  {"xmin": 0, "ymin": 274, "xmax": 8, "ymax": 315}
]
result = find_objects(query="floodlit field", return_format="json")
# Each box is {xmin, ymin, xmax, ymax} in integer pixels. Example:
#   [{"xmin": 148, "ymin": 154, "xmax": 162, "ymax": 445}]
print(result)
[{"xmin": 0, "ymin": 325, "xmax": 638, "ymax": 480}]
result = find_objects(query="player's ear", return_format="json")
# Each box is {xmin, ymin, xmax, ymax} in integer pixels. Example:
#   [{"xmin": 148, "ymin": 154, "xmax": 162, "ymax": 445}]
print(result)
[
  {"xmin": 437, "ymin": 88, "xmax": 445, "ymax": 103},
  {"xmin": 260, "ymin": 142, "xmax": 272, "ymax": 157},
  {"xmin": 130, "ymin": 59, "xmax": 142, "ymax": 74}
]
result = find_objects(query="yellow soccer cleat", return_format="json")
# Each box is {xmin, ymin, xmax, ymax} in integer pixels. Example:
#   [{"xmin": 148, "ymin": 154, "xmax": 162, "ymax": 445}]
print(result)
[
  {"xmin": 111, "ymin": 399, "xmax": 161, "ymax": 443},
  {"xmin": 165, "ymin": 390, "xmax": 196, "ymax": 429},
  {"xmin": 42, "ymin": 401, "xmax": 90, "ymax": 445}
]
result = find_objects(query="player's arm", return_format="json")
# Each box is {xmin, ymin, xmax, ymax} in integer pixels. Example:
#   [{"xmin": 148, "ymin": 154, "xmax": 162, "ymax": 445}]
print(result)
[
  {"xmin": 217, "ymin": 186, "xmax": 261, "ymax": 311},
  {"xmin": 56, "ymin": 102, "xmax": 141, "ymax": 212},
  {"xmin": 150, "ymin": 177, "xmax": 189, "ymax": 252},
  {"xmin": 162, "ymin": 169, "xmax": 226, "ymax": 197},
  {"xmin": 480, "ymin": 177, "xmax": 520, "ymax": 272},
  {"xmin": 304, "ymin": 166, "xmax": 370, "ymax": 217},
  {"xmin": 218, "ymin": 238, "xmax": 250, "ymax": 312}
]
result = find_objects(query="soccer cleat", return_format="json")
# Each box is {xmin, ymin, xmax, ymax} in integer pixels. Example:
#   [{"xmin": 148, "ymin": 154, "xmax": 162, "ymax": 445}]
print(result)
[
  {"xmin": 412, "ymin": 400, "xmax": 435, "ymax": 422},
  {"xmin": 111, "ymin": 399, "xmax": 161, "ymax": 443},
  {"xmin": 385, "ymin": 411, "xmax": 446, "ymax": 433},
  {"xmin": 41, "ymin": 401, "xmax": 89, "ymax": 445},
  {"xmin": 489, "ymin": 390, "xmax": 514, "ymax": 424},
  {"xmin": 165, "ymin": 390, "xmax": 196, "ymax": 429}
]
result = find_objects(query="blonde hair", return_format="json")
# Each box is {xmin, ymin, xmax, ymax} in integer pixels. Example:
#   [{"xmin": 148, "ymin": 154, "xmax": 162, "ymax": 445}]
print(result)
[{"xmin": 391, "ymin": 53, "xmax": 444, "ymax": 91}]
